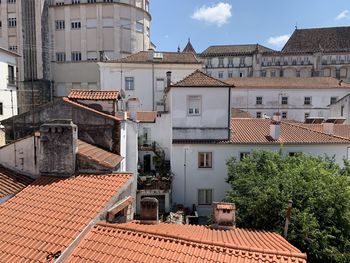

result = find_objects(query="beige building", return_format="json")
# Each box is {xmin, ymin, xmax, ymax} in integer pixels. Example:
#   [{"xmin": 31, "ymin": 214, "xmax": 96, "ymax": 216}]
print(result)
[
  {"xmin": 200, "ymin": 26, "xmax": 350, "ymax": 83},
  {"xmin": 50, "ymin": 0, "xmax": 151, "ymax": 96},
  {"xmin": 0, "ymin": 0, "xmax": 151, "ymax": 111}
]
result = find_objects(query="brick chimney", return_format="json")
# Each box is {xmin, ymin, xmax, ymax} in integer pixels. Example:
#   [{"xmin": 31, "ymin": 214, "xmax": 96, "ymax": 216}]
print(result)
[
  {"xmin": 140, "ymin": 197, "xmax": 159, "ymax": 225},
  {"xmin": 211, "ymin": 202, "xmax": 236, "ymax": 230},
  {"xmin": 270, "ymin": 112, "xmax": 281, "ymax": 141},
  {"xmin": 39, "ymin": 120, "xmax": 78, "ymax": 177}
]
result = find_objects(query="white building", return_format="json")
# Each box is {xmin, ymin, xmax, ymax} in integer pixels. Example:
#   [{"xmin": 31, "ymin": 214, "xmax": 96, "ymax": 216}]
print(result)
[
  {"xmin": 99, "ymin": 50, "xmax": 202, "ymax": 111},
  {"xmin": 166, "ymin": 70, "xmax": 350, "ymax": 216},
  {"xmin": 226, "ymin": 77, "xmax": 350, "ymax": 122},
  {"xmin": 0, "ymin": 47, "xmax": 19, "ymax": 146}
]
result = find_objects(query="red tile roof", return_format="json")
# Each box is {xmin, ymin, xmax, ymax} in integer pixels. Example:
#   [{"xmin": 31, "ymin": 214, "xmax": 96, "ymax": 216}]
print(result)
[
  {"xmin": 230, "ymin": 118, "xmax": 350, "ymax": 144},
  {"xmin": 225, "ymin": 77, "xmax": 350, "ymax": 89},
  {"xmin": 0, "ymin": 173, "xmax": 132, "ymax": 262},
  {"xmin": 68, "ymin": 90, "xmax": 121, "ymax": 101},
  {"xmin": 110, "ymin": 51, "xmax": 201, "ymax": 64},
  {"xmin": 136, "ymin": 111, "xmax": 157, "ymax": 123},
  {"xmin": 63, "ymin": 97, "xmax": 122, "ymax": 121},
  {"xmin": 0, "ymin": 166, "xmax": 34, "ymax": 199},
  {"xmin": 77, "ymin": 140, "xmax": 124, "ymax": 169},
  {"xmin": 296, "ymin": 123, "xmax": 350, "ymax": 139},
  {"xmin": 172, "ymin": 69, "xmax": 233, "ymax": 88},
  {"xmin": 68, "ymin": 221, "xmax": 306, "ymax": 263}
]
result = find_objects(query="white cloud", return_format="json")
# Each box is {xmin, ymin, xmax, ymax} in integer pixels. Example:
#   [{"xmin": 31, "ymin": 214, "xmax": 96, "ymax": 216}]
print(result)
[
  {"xmin": 267, "ymin": 34, "xmax": 291, "ymax": 48},
  {"xmin": 335, "ymin": 10, "xmax": 349, "ymax": 20},
  {"xmin": 191, "ymin": 2, "xmax": 232, "ymax": 27}
]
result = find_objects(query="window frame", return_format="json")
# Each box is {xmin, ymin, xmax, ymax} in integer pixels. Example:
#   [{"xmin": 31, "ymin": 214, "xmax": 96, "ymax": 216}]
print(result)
[
  {"xmin": 281, "ymin": 96, "xmax": 288, "ymax": 105},
  {"xmin": 198, "ymin": 189, "xmax": 213, "ymax": 206},
  {"xmin": 330, "ymin": 97, "xmax": 337, "ymax": 105},
  {"xmin": 187, "ymin": 95, "xmax": 202, "ymax": 116},
  {"xmin": 125, "ymin": 77, "xmax": 135, "ymax": 91},
  {"xmin": 304, "ymin": 96, "xmax": 312, "ymax": 105},
  {"xmin": 256, "ymin": 96, "xmax": 263, "ymax": 105},
  {"xmin": 198, "ymin": 152, "xmax": 212, "ymax": 168}
]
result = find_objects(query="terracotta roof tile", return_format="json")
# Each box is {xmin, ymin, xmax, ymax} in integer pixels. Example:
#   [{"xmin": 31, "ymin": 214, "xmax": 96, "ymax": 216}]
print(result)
[
  {"xmin": 182, "ymin": 40, "xmax": 196, "ymax": 54},
  {"xmin": 67, "ymin": 221, "xmax": 306, "ymax": 263},
  {"xmin": 110, "ymin": 51, "xmax": 201, "ymax": 64},
  {"xmin": 230, "ymin": 118, "xmax": 350, "ymax": 144},
  {"xmin": 136, "ymin": 111, "xmax": 157, "ymax": 123},
  {"xmin": 68, "ymin": 90, "xmax": 120, "ymax": 101},
  {"xmin": 0, "ymin": 166, "xmax": 34, "ymax": 199},
  {"xmin": 201, "ymin": 44, "xmax": 275, "ymax": 57},
  {"xmin": 0, "ymin": 173, "xmax": 132, "ymax": 262},
  {"xmin": 225, "ymin": 77, "xmax": 350, "ymax": 89},
  {"xmin": 172, "ymin": 70, "xmax": 233, "ymax": 88},
  {"xmin": 63, "ymin": 97, "xmax": 122, "ymax": 121},
  {"xmin": 296, "ymin": 123, "xmax": 350, "ymax": 139},
  {"xmin": 77, "ymin": 140, "xmax": 124, "ymax": 169},
  {"xmin": 282, "ymin": 26, "xmax": 350, "ymax": 53}
]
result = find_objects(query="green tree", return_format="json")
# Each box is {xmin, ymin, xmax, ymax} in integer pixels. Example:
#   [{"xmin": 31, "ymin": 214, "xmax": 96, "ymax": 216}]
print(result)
[{"xmin": 226, "ymin": 150, "xmax": 350, "ymax": 263}]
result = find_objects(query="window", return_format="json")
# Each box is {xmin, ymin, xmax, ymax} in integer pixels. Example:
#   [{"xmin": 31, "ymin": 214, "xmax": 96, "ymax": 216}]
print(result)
[
  {"xmin": 188, "ymin": 95, "xmax": 201, "ymax": 115},
  {"xmin": 103, "ymin": 0, "xmax": 113, "ymax": 2},
  {"xmin": 87, "ymin": 0, "xmax": 96, "ymax": 2},
  {"xmin": 8, "ymin": 18, "xmax": 16, "ymax": 28},
  {"xmin": 146, "ymin": 26, "xmax": 150, "ymax": 37},
  {"xmin": 120, "ymin": 18, "xmax": 131, "ymax": 29},
  {"xmin": 55, "ymin": 20, "xmax": 65, "ymax": 30},
  {"xmin": 240, "ymin": 152, "xmax": 250, "ymax": 161},
  {"xmin": 156, "ymin": 78, "xmax": 164, "ymax": 91},
  {"xmin": 256, "ymin": 112, "xmax": 261, "ymax": 118},
  {"xmin": 296, "ymin": 70, "xmax": 300, "ymax": 77},
  {"xmin": 239, "ymin": 72, "xmax": 244, "ymax": 77},
  {"xmin": 330, "ymin": 97, "xmax": 337, "ymax": 105},
  {"xmin": 281, "ymin": 96, "xmax": 288, "ymax": 105},
  {"xmin": 0, "ymin": 21, "xmax": 2, "ymax": 28},
  {"xmin": 136, "ymin": 22, "xmax": 144, "ymax": 33},
  {"xmin": 145, "ymin": 0, "xmax": 149, "ymax": 12},
  {"xmin": 341, "ymin": 106, "xmax": 344, "ymax": 117},
  {"xmin": 86, "ymin": 19, "xmax": 97, "ymax": 28},
  {"xmin": 8, "ymin": 0, "xmax": 16, "ymax": 3},
  {"xmin": 256, "ymin": 96, "xmax": 263, "ymax": 105},
  {"xmin": 125, "ymin": 77, "xmax": 134, "ymax": 90},
  {"xmin": 71, "ymin": 21, "xmax": 81, "ymax": 29},
  {"xmin": 218, "ymin": 71, "xmax": 224, "ymax": 79},
  {"xmin": 198, "ymin": 152, "xmax": 212, "ymax": 168},
  {"xmin": 304, "ymin": 112, "xmax": 310, "ymax": 120},
  {"xmin": 0, "ymin": 102, "xmax": 3, "ymax": 115},
  {"xmin": 228, "ymin": 71, "xmax": 233, "ymax": 78},
  {"xmin": 9, "ymin": 46, "xmax": 17, "ymax": 51},
  {"xmin": 102, "ymin": 18, "xmax": 113, "ymax": 28},
  {"xmin": 240, "ymin": 57, "xmax": 245, "ymax": 65},
  {"xmin": 282, "ymin": 112, "xmax": 287, "ymax": 119},
  {"xmin": 72, "ymin": 0, "xmax": 80, "ymax": 4},
  {"xmin": 56, "ymin": 1, "xmax": 65, "ymax": 5},
  {"xmin": 304, "ymin": 96, "xmax": 311, "ymax": 105},
  {"xmin": 8, "ymin": 65, "xmax": 15, "ymax": 85},
  {"xmin": 71, "ymin": 52, "xmax": 81, "ymax": 61},
  {"xmin": 218, "ymin": 58, "xmax": 224, "ymax": 67},
  {"xmin": 198, "ymin": 189, "xmax": 212, "ymax": 205},
  {"xmin": 56, "ymin": 52, "xmax": 66, "ymax": 62},
  {"xmin": 228, "ymin": 58, "xmax": 233, "ymax": 66},
  {"xmin": 261, "ymin": 70, "xmax": 266, "ymax": 77},
  {"xmin": 87, "ymin": 51, "xmax": 97, "ymax": 61},
  {"xmin": 271, "ymin": 71, "xmax": 276, "ymax": 77}
]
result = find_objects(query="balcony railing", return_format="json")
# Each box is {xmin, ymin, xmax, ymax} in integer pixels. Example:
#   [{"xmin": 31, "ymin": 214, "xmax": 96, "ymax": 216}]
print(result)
[{"xmin": 7, "ymin": 77, "xmax": 17, "ymax": 86}]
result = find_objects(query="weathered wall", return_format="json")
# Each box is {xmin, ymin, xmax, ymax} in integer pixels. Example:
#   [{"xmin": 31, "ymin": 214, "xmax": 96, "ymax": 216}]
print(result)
[{"xmin": 2, "ymin": 99, "xmax": 119, "ymax": 152}]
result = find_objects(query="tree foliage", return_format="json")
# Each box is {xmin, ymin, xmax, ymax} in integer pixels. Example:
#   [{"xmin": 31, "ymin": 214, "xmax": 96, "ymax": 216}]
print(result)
[{"xmin": 226, "ymin": 150, "xmax": 350, "ymax": 263}]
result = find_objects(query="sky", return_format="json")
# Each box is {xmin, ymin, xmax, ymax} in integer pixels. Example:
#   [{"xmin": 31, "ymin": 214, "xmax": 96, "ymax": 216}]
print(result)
[{"xmin": 150, "ymin": 0, "xmax": 350, "ymax": 53}]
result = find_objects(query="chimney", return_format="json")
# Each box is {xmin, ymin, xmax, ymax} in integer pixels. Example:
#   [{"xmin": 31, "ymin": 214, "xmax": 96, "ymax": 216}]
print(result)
[
  {"xmin": 166, "ymin": 71, "xmax": 172, "ymax": 88},
  {"xmin": 322, "ymin": 121, "xmax": 335, "ymax": 134},
  {"xmin": 147, "ymin": 48, "xmax": 154, "ymax": 61},
  {"xmin": 270, "ymin": 112, "xmax": 281, "ymax": 140},
  {"xmin": 39, "ymin": 120, "xmax": 78, "ymax": 177},
  {"xmin": 211, "ymin": 202, "xmax": 236, "ymax": 230},
  {"xmin": 140, "ymin": 197, "xmax": 159, "ymax": 225}
]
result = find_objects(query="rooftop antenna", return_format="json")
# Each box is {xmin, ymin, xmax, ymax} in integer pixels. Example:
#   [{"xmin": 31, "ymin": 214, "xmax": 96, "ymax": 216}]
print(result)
[
  {"xmin": 295, "ymin": 22, "xmax": 298, "ymax": 30},
  {"xmin": 177, "ymin": 46, "xmax": 180, "ymax": 53}
]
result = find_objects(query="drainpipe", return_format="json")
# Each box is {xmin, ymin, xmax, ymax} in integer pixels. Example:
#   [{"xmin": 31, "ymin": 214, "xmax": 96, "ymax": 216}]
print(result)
[
  {"xmin": 152, "ymin": 62, "xmax": 155, "ymax": 111},
  {"xmin": 227, "ymin": 86, "xmax": 231, "ymax": 140}
]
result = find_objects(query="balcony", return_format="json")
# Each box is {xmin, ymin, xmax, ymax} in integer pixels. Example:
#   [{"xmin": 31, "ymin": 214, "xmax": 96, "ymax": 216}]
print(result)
[{"xmin": 7, "ymin": 77, "xmax": 17, "ymax": 86}]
